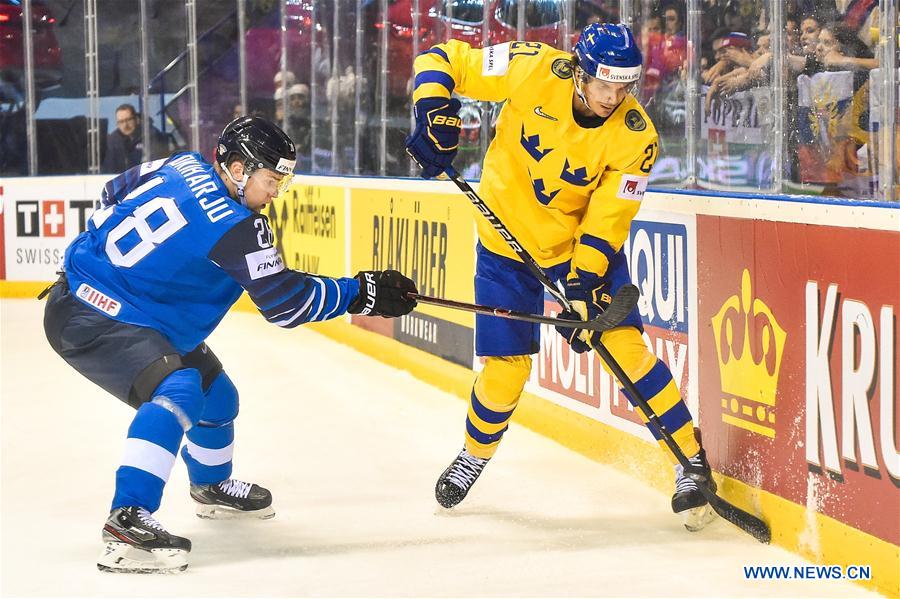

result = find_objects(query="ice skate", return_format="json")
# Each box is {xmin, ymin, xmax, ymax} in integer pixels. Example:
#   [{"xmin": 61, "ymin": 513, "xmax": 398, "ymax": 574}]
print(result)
[
  {"xmin": 671, "ymin": 447, "xmax": 718, "ymax": 532},
  {"xmin": 435, "ymin": 447, "xmax": 490, "ymax": 508},
  {"xmin": 98, "ymin": 506, "xmax": 190, "ymax": 573},
  {"xmin": 190, "ymin": 478, "xmax": 274, "ymax": 519}
]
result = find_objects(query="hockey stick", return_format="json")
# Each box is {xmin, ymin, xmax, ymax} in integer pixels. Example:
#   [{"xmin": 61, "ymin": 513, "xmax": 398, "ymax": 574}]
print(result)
[
  {"xmin": 408, "ymin": 285, "xmax": 638, "ymax": 333},
  {"xmin": 445, "ymin": 167, "xmax": 771, "ymax": 544}
]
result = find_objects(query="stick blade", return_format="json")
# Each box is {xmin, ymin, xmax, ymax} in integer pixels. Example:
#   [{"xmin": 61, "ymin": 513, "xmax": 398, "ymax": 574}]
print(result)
[
  {"xmin": 582, "ymin": 284, "xmax": 640, "ymax": 332},
  {"xmin": 708, "ymin": 494, "xmax": 771, "ymax": 544}
]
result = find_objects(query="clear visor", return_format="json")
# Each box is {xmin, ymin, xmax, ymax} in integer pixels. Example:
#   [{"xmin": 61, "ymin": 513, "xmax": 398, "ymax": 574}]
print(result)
[{"xmin": 275, "ymin": 172, "xmax": 294, "ymax": 197}]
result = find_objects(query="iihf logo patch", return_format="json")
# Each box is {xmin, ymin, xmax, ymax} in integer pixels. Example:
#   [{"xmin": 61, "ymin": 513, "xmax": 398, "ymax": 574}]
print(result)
[{"xmin": 75, "ymin": 283, "xmax": 122, "ymax": 316}]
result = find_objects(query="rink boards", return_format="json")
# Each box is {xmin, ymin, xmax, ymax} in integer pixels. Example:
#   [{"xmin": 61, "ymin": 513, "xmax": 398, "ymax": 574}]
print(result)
[{"xmin": 0, "ymin": 175, "xmax": 897, "ymax": 596}]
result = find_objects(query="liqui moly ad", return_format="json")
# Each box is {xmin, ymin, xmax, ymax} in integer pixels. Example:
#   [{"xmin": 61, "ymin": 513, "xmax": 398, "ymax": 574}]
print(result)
[{"xmin": 528, "ymin": 212, "xmax": 698, "ymax": 441}]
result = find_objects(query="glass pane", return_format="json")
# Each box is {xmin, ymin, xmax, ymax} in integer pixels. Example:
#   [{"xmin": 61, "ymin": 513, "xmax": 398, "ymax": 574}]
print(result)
[
  {"xmin": 492, "ymin": 0, "xmax": 518, "ymax": 40},
  {"xmin": 97, "ymin": 0, "xmax": 147, "ymax": 175},
  {"xmin": 572, "ymin": 0, "xmax": 619, "ymax": 31},
  {"xmin": 146, "ymin": 0, "xmax": 190, "ymax": 157},
  {"xmin": 327, "ymin": 0, "xmax": 357, "ymax": 173},
  {"xmin": 785, "ymin": 9, "xmax": 880, "ymax": 199},
  {"xmin": 0, "ymin": 0, "xmax": 50, "ymax": 175},
  {"xmin": 97, "ymin": 0, "xmax": 181, "ymax": 173},
  {"xmin": 380, "ymin": 0, "xmax": 411, "ymax": 176},
  {"xmin": 350, "ymin": 0, "xmax": 381, "ymax": 175},
  {"xmin": 280, "ymin": 0, "xmax": 315, "ymax": 172},
  {"xmin": 20, "ymin": 0, "xmax": 86, "ymax": 174},
  {"xmin": 440, "ymin": 0, "xmax": 488, "ymax": 179},
  {"xmin": 631, "ymin": 1, "xmax": 688, "ymax": 187},
  {"xmin": 308, "ymin": 0, "xmax": 332, "ymax": 173},
  {"xmin": 694, "ymin": 0, "xmax": 773, "ymax": 192},
  {"xmin": 243, "ymin": 0, "xmax": 280, "ymax": 128},
  {"xmin": 194, "ymin": 3, "xmax": 240, "ymax": 166},
  {"xmin": 495, "ymin": 0, "xmax": 581, "ymax": 47}
]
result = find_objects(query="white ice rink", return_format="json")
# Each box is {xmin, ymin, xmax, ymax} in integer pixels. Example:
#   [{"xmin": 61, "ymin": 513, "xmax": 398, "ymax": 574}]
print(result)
[{"xmin": 0, "ymin": 299, "xmax": 878, "ymax": 598}]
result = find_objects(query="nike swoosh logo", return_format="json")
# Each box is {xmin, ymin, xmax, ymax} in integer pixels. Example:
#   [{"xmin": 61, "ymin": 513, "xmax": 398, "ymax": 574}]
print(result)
[{"xmin": 534, "ymin": 106, "xmax": 558, "ymax": 121}]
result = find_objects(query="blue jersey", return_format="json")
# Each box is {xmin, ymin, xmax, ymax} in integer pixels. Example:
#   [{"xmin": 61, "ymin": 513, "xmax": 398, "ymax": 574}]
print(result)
[{"xmin": 64, "ymin": 152, "xmax": 359, "ymax": 353}]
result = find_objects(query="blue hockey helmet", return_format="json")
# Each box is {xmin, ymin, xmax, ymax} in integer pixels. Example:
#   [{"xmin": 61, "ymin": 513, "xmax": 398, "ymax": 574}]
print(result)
[{"xmin": 573, "ymin": 23, "xmax": 642, "ymax": 84}]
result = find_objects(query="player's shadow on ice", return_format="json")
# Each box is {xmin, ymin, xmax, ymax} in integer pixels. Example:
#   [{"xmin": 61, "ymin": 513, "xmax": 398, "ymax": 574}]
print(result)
[
  {"xmin": 436, "ymin": 504, "xmax": 733, "ymax": 551},
  {"xmin": 183, "ymin": 521, "xmax": 485, "ymax": 568},
  {"xmin": 181, "ymin": 505, "xmax": 737, "ymax": 569}
]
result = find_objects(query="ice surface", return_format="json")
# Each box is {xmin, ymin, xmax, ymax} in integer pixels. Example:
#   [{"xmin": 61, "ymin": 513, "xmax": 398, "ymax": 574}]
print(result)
[{"xmin": 0, "ymin": 300, "xmax": 877, "ymax": 597}]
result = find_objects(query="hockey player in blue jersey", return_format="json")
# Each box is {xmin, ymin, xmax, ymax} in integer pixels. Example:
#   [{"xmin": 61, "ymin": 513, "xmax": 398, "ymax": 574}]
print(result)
[{"xmin": 42, "ymin": 116, "xmax": 418, "ymax": 574}]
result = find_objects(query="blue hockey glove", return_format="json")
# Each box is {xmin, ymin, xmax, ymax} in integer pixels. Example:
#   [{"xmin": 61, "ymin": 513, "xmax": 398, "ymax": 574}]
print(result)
[
  {"xmin": 555, "ymin": 273, "xmax": 613, "ymax": 353},
  {"xmin": 405, "ymin": 97, "xmax": 462, "ymax": 179}
]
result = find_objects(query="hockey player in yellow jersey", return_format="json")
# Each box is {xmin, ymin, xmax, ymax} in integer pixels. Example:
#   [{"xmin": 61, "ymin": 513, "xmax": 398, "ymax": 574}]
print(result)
[{"xmin": 406, "ymin": 23, "xmax": 717, "ymax": 531}]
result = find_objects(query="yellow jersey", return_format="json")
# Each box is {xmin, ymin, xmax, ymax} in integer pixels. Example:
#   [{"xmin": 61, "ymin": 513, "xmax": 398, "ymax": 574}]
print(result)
[{"xmin": 413, "ymin": 40, "xmax": 659, "ymax": 279}]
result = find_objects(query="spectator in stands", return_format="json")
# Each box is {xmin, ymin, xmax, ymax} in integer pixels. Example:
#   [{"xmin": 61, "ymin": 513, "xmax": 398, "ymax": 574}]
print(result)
[
  {"xmin": 795, "ymin": 20, "xmax": 875, "ymax": 195},
  {"xmin": 101, "ymin": 104, "xmax": 168, "ymax": 174},
  {"xmin": 643, "ymin": 6, "xmax": 687, "ymax": 132},
  {"xmin": 663, "ymin": 4, "xmax": 684, "ymax": 40},
  {"xmin": 735, "ymin": 12, "xmax": 820, "ymax": 80},
  {"xmin": 799, "ymin": 14, "xmax": 823, "ymax": 56},
  {"xmin": 638, "ymin": 15, "xmax": 665, "ymax": 102},
  {"xmin": 816, "ymin": 22, "xmax": 878, "ymax": 74},
  {"xmin": 702, "ymin": 30, "xmax": 753, "ymax": 87},
  {"xmin": 786, "ymin": 15, "xmax": 802, "ymax": 54},
  {"xmin": 660, "ymin": 7, "xmax": 687, "ymax": 75},
  {"xmin": 102, "ymin": 104, "xmax": 139, "ymax": 174},
  {"xmin": 326, "ymin": 65, "xmax": 359, "ymax": 111},
  {"xmin": 288, "ymin": 84, "xmax": 311, "ymax": 145},
  {"xmin": 706, "ymin": 30, "xmax": 771, "ymax": 98},
  {"xmin": 274, "ymin": 83, "xmax": 310, "ymax": 164},
  {"xmin": 273, "ymin": 70, "xmax": 297, "ymax": 95},
  {"xmin": 642, "ymin": 13, "xmax": 663, "ymax": 36},
  {"xmin": 832, "ymin": 0, "xmax": 879, "ymax": 49}
]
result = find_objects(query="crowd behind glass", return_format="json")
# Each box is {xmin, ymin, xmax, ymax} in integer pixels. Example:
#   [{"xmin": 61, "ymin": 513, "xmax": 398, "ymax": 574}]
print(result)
[{"xmin": 0, "ymin": 0, "xmax": 896, "ymax": 201}]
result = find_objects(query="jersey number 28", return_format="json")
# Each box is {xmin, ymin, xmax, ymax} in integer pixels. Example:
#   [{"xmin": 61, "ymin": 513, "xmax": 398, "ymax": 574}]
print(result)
[{"xmin": 105, "ymin": 197, "xmax": 187, "ymax": 267}]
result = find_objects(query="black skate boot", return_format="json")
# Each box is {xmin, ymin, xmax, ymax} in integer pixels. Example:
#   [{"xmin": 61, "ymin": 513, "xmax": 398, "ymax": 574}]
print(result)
[
  {"xmin": 98, "ymin": 506, "xmax": 190, "ymax": 573},
  {"xmin": 435, "ymin": 448, "xmax": 490, "ymax": 508},
  {"xmin": 190, "ymin": 478, "xmax": 274, "ymax": 520},
  {"xmin": 672, "ymin": 447, "xmax": 718, "ymax": 532}
]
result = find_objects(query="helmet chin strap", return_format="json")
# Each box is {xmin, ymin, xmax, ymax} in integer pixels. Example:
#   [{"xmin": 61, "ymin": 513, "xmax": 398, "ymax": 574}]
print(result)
[{"xmin": 220, "ymin": 161, "xmax": 251, "ymax": 207}]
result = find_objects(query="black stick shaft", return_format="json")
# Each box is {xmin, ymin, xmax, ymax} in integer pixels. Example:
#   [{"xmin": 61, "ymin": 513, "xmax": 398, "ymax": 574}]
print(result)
[
  {"xmin": 410, "ymin": 293, "xmax": 601, "ymax": 331},
  {"xmin": 446, "ymin": 169, "xmax": 572, "ymax": 310}
]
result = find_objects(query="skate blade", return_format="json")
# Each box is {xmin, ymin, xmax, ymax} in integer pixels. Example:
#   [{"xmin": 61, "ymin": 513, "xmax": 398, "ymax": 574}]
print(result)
[
  {"xmin": 195, "ymin": 502, "xmax": 275, "ymax": 520},
  {"xmin": 97, "ymin": 542, "xmax": 188, "ymax": 574},
  {"xmin": 680, "ymin": 503, "xmax": 717, "ymax": 532}
]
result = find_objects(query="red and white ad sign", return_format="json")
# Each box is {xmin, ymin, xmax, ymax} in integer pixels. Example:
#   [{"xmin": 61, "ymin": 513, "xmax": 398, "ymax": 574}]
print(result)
[
  {"xmin": 697, "ymin": 215, "xmax": 899, "ymax": 545},
  {"xmin": 527, "ymin": 211, "xmax": 697, "ymax": 441},
  {"xmin": 2, "ymin": 177, "xmax": 105, "ymax": 281}
]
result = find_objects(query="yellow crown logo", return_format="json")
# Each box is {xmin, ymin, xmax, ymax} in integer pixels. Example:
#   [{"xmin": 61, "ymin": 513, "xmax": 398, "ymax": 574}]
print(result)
[{"xmin": 711, "ymin": 269, "xmax": 786, "ymax": 437}]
